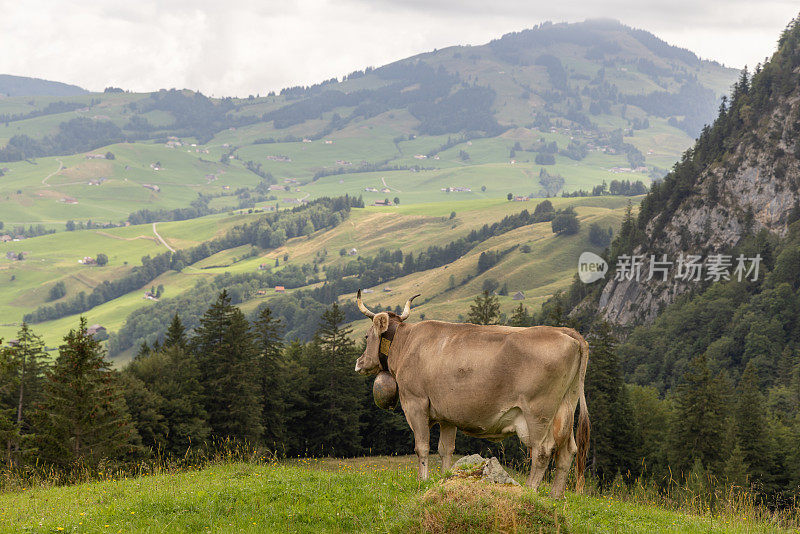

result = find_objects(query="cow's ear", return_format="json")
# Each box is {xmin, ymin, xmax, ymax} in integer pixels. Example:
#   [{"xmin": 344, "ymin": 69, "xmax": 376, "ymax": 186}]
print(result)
[{"xmin": 373, "ymin": 312, "xmax": 390, "ymax": 334}]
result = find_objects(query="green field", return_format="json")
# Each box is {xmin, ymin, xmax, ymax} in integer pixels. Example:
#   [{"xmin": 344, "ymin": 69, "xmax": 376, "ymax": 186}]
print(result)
[
  {"xmin": 1, "ymin": 196, "xmax": 632, "ymax": 351},
  {"xmin": 0, "ymin": 456, "xmax": 789, "ymax": 533}
]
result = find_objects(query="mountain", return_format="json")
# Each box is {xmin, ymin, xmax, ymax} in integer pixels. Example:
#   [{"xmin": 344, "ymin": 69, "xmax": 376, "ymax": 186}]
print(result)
[
  {"xmin": 0, "ymin": 74, "xmax": 87, "ymax": 97},
  {"xmin": 590, "ymin": 19, "xmax": 800, "ymax": 327},
  {"xmin": 0, "ymin": 19, "xmax": 738, "ymax": 352}
]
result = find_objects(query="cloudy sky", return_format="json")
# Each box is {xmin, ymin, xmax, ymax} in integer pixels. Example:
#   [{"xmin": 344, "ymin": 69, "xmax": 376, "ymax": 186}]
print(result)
[{"xmin": 1, "ymin": 0, "xmax": 798, "ymax": 96}]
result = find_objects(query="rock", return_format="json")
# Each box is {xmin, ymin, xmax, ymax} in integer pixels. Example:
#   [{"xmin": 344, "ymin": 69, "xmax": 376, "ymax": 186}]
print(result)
[{"xmin": 451, "ymin": 454, "xmax": 520, "ymax": 486}]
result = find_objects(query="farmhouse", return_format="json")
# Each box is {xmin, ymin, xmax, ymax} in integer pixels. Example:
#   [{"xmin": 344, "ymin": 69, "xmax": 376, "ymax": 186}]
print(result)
[
  {"xmin": 512, "ymin": 291, "xmax": 525, "ymax": 300},
  {"xmin": 513, "ymin": 196, "xmax": 530, "ymax": 202},
  {"xmin": 372, "ymin": 200, "xmax": 392, "ymax": 206},
  {"xmin": 143, "ymin": 184, "xmax": 160, "ymax": 192},
  {"xmin": 256, "ymin": 290, "xmax": 267, "ymax": 296},
  {"xmin": 275, "ymin": 286, "xmax": 285, "ymax": 293},
  {"xmin": 79, "ymin": 256, "xmax": 96, "ymax": 265},
  {"xmin": 87, "ymin": 324, "xmax": 107, "ymax": 338},
  {"xmin": 348, "ymin": 248, "xmax": 358, "ymax": 256},
  {"xmin": 364, "ymin": 187, "xmax": 378, "ymax": 192},
  {"xmin": 0, "ymin": 235, "xmax": 11, "ymax": 242},
  {"xmin": 259, "ymin": 263, "xmax": 270, "ymax": 270}
]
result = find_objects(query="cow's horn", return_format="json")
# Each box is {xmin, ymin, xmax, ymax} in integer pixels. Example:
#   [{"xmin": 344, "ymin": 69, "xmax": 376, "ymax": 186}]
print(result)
[
  {"xmin": 398, "ymin": 294, "xmax": 421, "ymax": 321},
  {"xmin": 356, "ymin": 289, "xmax": 376, "ymax": 318}
]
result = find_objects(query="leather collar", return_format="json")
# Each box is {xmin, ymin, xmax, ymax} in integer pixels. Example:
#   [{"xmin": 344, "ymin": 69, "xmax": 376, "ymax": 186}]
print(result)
[{"xmin": 378, "ymin": 321, "xmax": 398, "ymax": 372}]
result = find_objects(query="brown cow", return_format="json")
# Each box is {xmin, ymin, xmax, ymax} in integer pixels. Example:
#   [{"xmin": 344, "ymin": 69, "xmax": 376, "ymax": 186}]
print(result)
[{"xmin": 354, "ymin": 290, "xmax": 590, "ymax": 498}]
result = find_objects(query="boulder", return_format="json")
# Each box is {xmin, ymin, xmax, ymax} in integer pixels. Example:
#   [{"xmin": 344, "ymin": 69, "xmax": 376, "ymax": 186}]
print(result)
[{"xmin": 451, "ymin": 454, "xmax": 520, "ymax": 486}]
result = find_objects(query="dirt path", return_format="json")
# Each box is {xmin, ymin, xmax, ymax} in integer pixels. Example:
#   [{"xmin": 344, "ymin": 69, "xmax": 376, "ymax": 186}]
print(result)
[
  {"xmin": 41, "ymin": 160, "xmax": 63, "ymax": 186},
  {"xmin": 381, "ymin": 176, "xmax": 401, "ymax": 192},
  {"xmin": 152, "ymin": 223, "xmax": 175, "ymax": 252}
]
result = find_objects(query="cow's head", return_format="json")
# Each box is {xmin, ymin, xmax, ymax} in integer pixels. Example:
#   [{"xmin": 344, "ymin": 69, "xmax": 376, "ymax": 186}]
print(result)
[{"xmin": 354, "ymin": 289, "xmax": 419, "ymax": 375}]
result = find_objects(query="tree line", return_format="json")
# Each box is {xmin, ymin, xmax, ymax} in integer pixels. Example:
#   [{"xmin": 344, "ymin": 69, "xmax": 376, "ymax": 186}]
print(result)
[{"xmin": 0, "ymin": 295, "xmax": 411, "ymax": 476}]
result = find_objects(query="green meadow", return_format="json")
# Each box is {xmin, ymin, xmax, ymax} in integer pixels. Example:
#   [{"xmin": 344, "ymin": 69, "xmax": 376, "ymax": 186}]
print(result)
[
  {"xmin": 0, "ymin": 456, "xmax": 790, "ymax": 533},
  {"xmin": 1, "ymin": 196, "xmax": 631, "ymax": 351}
]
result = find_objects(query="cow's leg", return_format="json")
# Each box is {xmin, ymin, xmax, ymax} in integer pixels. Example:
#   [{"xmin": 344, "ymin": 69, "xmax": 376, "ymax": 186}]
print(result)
[
  {"xmin": 403, "ymin": 401, "xmax": 431, "ymax": 480},
  {"xmin": 523, "ymin": 412, "xmax": 552, "ymax": 489},
  {"xmin": 438, "ymin": 423, "xmax": 457, "ymax": 473},
  {"xmin": 550, "ymin": 405, "xmax": 577, "ymax": 499},
  {"xmin": 527, "ymin": 441, "xmax": 553, "ymax": 489},
  {"xmin": 551, "ymin": 432, "xmax": 577, "ymax": 499}
]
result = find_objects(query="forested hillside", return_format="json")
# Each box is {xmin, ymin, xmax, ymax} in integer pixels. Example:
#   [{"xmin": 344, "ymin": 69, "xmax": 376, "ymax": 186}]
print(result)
[{"xmin": 536, "ymin": 15, "xmax": 800, "ymax": 507}]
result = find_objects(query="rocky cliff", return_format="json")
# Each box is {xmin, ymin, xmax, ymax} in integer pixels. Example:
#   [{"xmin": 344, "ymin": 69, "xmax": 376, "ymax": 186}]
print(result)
[{"xmin": 594, "ymin": 18, "xmax": 800, "ymax": 326}]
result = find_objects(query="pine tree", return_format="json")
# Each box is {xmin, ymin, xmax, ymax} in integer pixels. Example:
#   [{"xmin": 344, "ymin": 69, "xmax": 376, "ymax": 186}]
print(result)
[
  {"xmin": 668, "ymin": 353, "xmax": 729, "ymax": 477},
  {"xmin": 0, "ymin": 323, "xmax": 48, "ymax": 467},
  {"xmin": 279, "ymin": 341, "xmax": 310, "ymax": 456},
  {"xmin": 585, "ymin": 321, "xmax": 640, "ymax": 485},
  {"xmin": 124, "ymin": 344, "xmax": 210, "ymax": 456},
  {"xmin": 723, "ymin": 416, "xmax": 749, "ymax": 488},
  {"xmin": 253, "ymin": 306, "xmax": 287, "ymax": 449},
  {"xmin": 467, "ymin": 291, "xmax": 500, "ymax": 325},
  {"xmin": 164, "ymin": 313, "xmax": 187, "ymax": 349},
  {"xmin": 193, "ymin": 291, "xmax": 262, "ymax": 443},
  {"xmin": 508, "ymin": 303, "xmax": 531, "ymax": 327},
  {"xmin": 735, "ymin": 362, "xmax": 772, "ymax": 488},
  {"xmin": 305, "ymin": 303, "xmax": 364, "ymax": 456},
  {"xmin": 36, "ymin": 318, "xmax": 135, "ymax": 468}
]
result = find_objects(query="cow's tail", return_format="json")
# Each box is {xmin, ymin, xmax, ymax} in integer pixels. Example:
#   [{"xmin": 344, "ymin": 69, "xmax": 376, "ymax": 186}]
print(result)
[{"xmin": 575, "ymin": 335, "xmax": 590, "ymax": 494}]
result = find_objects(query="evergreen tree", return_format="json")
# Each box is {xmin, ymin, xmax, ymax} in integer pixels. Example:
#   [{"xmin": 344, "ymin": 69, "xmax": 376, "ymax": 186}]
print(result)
[
  {"xmin": 124, "ymin": 344, "xmax": 210, "ymax": 456},
  {"xmin": 164, "ymin": 313, "xmax": 187, "ymax": 349},
  {"xmin": 585, "ymin": 321, "xmax": 640, "ymax": 485},
  {"xmin": 467, "ymin": 291, "xmax": 500, "ymax": 325},
  {"xmin": 279, "ymin": 341, "xmax": 311, "ymax": 456},
  {"xmin": 36, "ymin": 318, "xmax": 135, "ymax": 468},
  {"xmin": 735, "ymin": 362, "xmax": 772, "ymax": 488},
  {"xmin": 0, "ymin": 323, "xmax": 48, "ymax": 466},
  {"xmin": 668, "ymin": 353, "xmax": 729, "ymax": 477},
  {"xmin": 253, "ymin": 306, "xmax": 287, "ymax": 449},
  {"xmin": 508, "ymin": 303, "xmax": 532, "ymax": 327},
  {"xmin": 193, "ymin": 290, "xmax": 262, "ymax": 443},
  {"xmin": 304, "ymin": 303, "xmax": 364, "ymax": 456}
]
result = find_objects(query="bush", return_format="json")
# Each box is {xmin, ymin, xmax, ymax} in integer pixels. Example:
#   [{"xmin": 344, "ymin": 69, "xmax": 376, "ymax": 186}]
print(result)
[
  {"xmin": 551, "ymin": 208, "xmax": 580, "ymax": 235},
  {"xmin": 535, "ymin": 153, "xmax": 556, "ymax": 165},
  {"xmin": 482, "ymin": 278, "xmax": 499, "ymax": 293},
  {"xmin": 589, "ymin": 223, "xmax": 613, "ymax": 247},
  {"xmin": 48, "ymin": 281, "xmax": 66, "ymax": 301}
]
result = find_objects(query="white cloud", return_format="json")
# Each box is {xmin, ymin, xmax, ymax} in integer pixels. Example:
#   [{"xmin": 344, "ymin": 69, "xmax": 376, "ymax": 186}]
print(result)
[{"xmin": 0, "ymin": 0, "xmax": 797, "ymax": 96}]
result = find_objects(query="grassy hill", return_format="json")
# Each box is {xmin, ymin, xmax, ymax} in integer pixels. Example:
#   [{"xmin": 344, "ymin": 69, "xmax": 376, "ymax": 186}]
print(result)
[
  {"xmin": 0, "ymin": 456, "xmax": 790, "ymax": 533},
  {"xmin": 0, "ymin": 20, "xmax": 738, "ymax": 229},
  {"xmin": 0, "ymin": 196, "xmax": 631, "ymax": 353},
  {"xmin": 0, "ymin": 19, "xmax": 739, "ymax": 354}
]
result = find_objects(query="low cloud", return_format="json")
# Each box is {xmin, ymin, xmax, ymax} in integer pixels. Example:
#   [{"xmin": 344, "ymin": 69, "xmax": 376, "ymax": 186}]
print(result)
[{"xmin": 0, "ymin": 0, "xmax": 797, "ymax": 96}]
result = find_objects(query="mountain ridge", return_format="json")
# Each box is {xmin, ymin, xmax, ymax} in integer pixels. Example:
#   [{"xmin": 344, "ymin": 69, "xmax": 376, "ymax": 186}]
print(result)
[{"xmin": 0, "ymin": 74, "xmax": 87, "ymax": 97}]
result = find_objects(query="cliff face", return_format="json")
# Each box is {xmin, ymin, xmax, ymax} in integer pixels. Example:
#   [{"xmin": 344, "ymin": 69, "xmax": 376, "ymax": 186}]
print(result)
[{"xmin": 594, "ymin": 34, "xmax": 800, "ymax": 326}]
